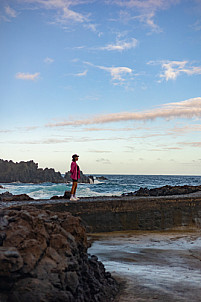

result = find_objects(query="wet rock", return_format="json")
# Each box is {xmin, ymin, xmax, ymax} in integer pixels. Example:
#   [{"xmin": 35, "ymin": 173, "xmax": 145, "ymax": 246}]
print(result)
[
  {"xmin": 96, "ymin": 176, "xmax": 108, "ymax": 180},
  {"xmin": 64, "ymin": 171, "xmax": 93, "ymax": 184},
  {"xmin": 0, "ymin": 206, "xmax": 119, "ymax": 302},
  {"xmin": 50, "ymin": 191, "xmax": 71, "ymax": 200},
  {"xmin": 0, "ymin": 192, "xmax": 33, "ymax": 202},
  {"xmin": 123, "ymin": 185, "xmax": 201, "ymax": 197},
  {"xmin": 0, "ymin": 159, "xmax": 92, "ymax": 184}
]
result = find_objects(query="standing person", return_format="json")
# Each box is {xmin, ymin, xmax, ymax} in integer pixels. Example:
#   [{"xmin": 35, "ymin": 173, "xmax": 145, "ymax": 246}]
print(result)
[{"xmin": 70, "ymin": 154, "xmax": 80, "ymax": 201}]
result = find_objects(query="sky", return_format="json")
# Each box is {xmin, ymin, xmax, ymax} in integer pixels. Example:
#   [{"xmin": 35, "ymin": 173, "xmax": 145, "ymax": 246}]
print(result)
[{"xmin": 1, "ymin": 0, "xmax": 201, "ymax": 175}]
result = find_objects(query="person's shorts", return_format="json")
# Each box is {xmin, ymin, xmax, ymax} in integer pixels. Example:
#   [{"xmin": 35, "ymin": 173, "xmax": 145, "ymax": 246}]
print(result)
[{"xmin": 72, "ymin": 179, "xmax": 78, "ymax": 182}]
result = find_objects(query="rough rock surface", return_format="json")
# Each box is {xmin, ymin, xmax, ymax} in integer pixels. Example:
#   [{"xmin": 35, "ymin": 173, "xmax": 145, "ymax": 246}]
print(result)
[
  {"xmin": 50, "ymin": 191, "xmax": 71, "ymax": 200},
  {"xmin": 122, "ymin": 185, "xmax": 201, "ymax": 197},
  {"xmin": 64, "ymin": 171, "xmax": 93, "ymax": 184},
  {"xmin": 0, "ymin": 192, "xmax": 34, "ymax": 202},
  {"xmin": 0, "ymin": 159, "xmax": 93, "ymax": 184},
  {"xmin": 0, "ymin": 206, "xmax": 118, "ymax": 302}
]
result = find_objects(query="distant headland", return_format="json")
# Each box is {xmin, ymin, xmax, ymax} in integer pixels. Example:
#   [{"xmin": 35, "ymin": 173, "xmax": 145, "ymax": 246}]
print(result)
[{"xmin": 0, "ymin": 159, "xmax": 92, "ymax": 184}]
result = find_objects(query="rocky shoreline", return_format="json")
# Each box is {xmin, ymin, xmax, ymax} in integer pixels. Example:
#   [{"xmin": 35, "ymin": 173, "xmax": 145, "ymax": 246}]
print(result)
[
  {"xmin": 122, "ymin": 184, "xmax": 201, "ymax": 197},
  {"xmin": 0, "ymin": 159, "xmax": 92, "ymax": 184},
  {"xmin": 0, "ymin": 206, "xmax": 119, "ymax": 302}
]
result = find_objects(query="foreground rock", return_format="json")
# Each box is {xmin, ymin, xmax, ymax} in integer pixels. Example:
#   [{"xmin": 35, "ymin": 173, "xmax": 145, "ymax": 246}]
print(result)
[
  {"xmin": 0, "ymin": 159, "xmax": 93, "ymax": 184},
  {"xmin": 0, "ymin": 206, "xmax": 118, "ymax": 302},
  {"xmin": 122, "ymin": 185, "xmax": 201, "ymax": 197}
]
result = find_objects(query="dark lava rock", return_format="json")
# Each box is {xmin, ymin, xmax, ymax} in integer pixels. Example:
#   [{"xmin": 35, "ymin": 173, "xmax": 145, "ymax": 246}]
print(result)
[
  {"xmin": 50, "ymin": 190, "xmax": 71, "ymax": 200},
  {"xmin": 0, "ymin": 206, "xmax": 119, "ymax": 302},
  {"xmin": 0, "ymin": 192, "xmax": 34, "ymax": 202},
  {"xmin": 96, "ymin": 176, "xmax": 108, "ymax": 180},
  {"xmin": 123, "ymin": 185, "xmax": 201, "ymax": 197},
  {"xmin": 64, "ymin": 171, "xmax": 93, "ymax": 184},
  {"xmin": 0, "ymin": 159, "xmax": 93, "ymax": 184}
]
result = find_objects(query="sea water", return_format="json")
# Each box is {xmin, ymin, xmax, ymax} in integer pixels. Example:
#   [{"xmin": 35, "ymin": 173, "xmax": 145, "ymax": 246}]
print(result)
[{"xmin": 1, "ymin": 174, "xmax": 201, "ymax": 200}]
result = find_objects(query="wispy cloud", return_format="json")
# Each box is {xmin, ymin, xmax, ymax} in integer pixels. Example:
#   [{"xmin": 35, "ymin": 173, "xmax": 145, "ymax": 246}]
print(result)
[
  {"xmin": 17, "ymin": 0, "xmax": 97, "ymax": 32},
  {"xmin": 100, "ymin": 38, "xmax": 138, "ymax": 51},
  {"xmin": 108, "ymin": 0, "xmax": 180, "ymax": 32},
  {"xmin": 160, "ymin": 61, "xmax": 201, "ymax": 81},
  {"xmin": 178, "ymin": 141, "xmax": 201, "ymax": 148},
  {"xmin": 46, "ymin": 97, "xmax": 201, "ymax": 127},
  {"xmin": 5, "ymin": 5, "xmax": 17, "ymax": 18},
  {"xmin": 85, "ymin": 61, "xmax": 133, "ymax": 85},
  {"xmin": 15, "ymin": 72, "xmax": 40, "ymax": 81},
  {"xmin": 44, "ymin": 57, "xmax": 54, "ymax": 64},
  {"xmin": 148, "ymin": 60, "xmax": 201, "ymax": 81},
  {"xmin": 96, "ymin": 158, "xmax": 111, "ymax": 164},
  {"xmin": 74, "ymin": 70, "xmax": 88, "ymax": 77}
]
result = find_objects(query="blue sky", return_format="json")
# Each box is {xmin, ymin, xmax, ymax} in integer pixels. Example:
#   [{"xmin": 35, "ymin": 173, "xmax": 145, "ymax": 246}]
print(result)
[{"xmin": 1, "ymin": 0, "xmax": 201, "ymax": 175}]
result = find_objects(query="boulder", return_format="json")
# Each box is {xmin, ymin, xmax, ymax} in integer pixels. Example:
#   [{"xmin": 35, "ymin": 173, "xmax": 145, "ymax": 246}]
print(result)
[
  {"xmin": 50, "ymin": 191, "xmax": 71, "ymax": 200},
  {"xmin": 0, "ymin": 192, "xmax": 34, "ymax": 202},
  {"xmin": 96, "ymin": 176, "xmax": 108, "ymax": 180},
  {"xmin": 0, "ymin": 206, "xmax": 119, "ymax": 302}
]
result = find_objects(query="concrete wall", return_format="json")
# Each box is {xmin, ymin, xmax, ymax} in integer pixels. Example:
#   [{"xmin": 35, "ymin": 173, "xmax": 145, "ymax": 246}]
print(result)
[{"xmin": 34, "ymin": 195, "xmax": 201, "ymax": 233}]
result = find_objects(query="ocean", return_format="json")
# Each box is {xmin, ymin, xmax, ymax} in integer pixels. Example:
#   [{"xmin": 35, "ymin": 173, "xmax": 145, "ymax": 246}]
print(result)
[{"xmin": 1, "ymin": 174, "xmax": 201, "ymax": 201}]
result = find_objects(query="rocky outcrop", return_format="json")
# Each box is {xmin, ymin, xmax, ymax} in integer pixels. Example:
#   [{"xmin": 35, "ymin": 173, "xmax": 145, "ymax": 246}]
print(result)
[
  {"xmin": 96, "ymin": 176, "xmax": 108, "ymax": 181},
  {"xmin": 0, "ymin": 159, "xmax": 93, "ymax": 184},
  {"xmin": 0, "ymin": 207, "xmax": 118, "ymax": 302},
  {"xmin": 122, "ymin": 185, "xmax": 201, "ymax": 197},
  {"xmin": 64, "ymin": 171, "xmax": 93, "ymax": 184},
  {"xmin": 50, "ymin": 191, "xmax": 71, "ymax": 200},
  {"xmin": 0, "ymin": 192, "xmax": 34, "ymax": 202}
]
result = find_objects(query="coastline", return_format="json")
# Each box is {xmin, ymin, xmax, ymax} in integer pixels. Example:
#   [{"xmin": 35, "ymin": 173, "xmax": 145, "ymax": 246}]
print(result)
[{"xmin": 1, "ymin": 193, "xmax": 201, "ymax": 301}]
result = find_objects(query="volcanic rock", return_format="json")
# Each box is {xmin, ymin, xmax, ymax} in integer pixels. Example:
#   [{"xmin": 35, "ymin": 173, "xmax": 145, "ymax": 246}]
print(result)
[
  {"xmin": 0, "ymin": 192, "xmax": 34, "ymax": 202},
  {"xmin": 0, "ymin": 206, "xmax": 118, "ymax": 302},
  {"xmin": 122, "ymin": 185, "xmax": 201, "ymax": 197},
  {"xmin": 0, "ymin": 159, "xmax": 93, "ymax": 184}
]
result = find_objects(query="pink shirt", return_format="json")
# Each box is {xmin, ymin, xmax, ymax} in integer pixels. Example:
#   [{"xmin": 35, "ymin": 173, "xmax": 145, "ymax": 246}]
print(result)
[{"xmin": 70, "ymin": 161, "xmax": 80, "ymax": 180}]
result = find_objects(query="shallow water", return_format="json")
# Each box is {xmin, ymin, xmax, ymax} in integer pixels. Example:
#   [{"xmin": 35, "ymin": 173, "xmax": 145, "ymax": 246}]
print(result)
[{"xmin": 88, "ymin": 230, "xmax": 201, "ymax": 302}]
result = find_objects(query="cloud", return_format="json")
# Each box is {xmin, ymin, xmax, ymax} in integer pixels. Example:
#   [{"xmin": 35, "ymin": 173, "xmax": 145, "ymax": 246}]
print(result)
[
  {"xmin": 168, "ymin": 124, "xmax": 201, "ymax": 135},
  {"xmin": 18, "ymin": 0, "xmax": 97, "ymax": 32},
  {"xmin": 74, "ymin": 70, "xmax": 88, "ymax": 77},
  {"xmin": 46, "ymin": 97, "xmax": 201, "ymax": 127},
  {"xmin": 5, "ymin": 5, "xmax": 17, "ymax": 18},
  {"xmin": 15, "ymin": 72, "xmax": 40, "ymax": 80},
  {"xmin": 44, "ymin": 57, "xmax": 54, "ymax": 64},
  {"xmin": 88, "ymin": 150, "xmax": 112, "ymax": 153},
  {"xmin": 108, "ymin": 0, "xmax": 180, "ymax": 32},
  {"xmin": 109, "ymin": 0, "xmax": 178, "ymax": 11},
  {"xmin": 100, "ymin": 38, "xmax": 138, "ymax": 51},
  {"xmin": 85, "ymin": 61, "xmax": 133, "ymax": 84},
  {"xmin": 178, "ymin": 141, "xmax": 201, "ymax": 148},
  {"xmin": 96, "ymin": 158, "xmax": 111, "ymax": 164},
  {"xmin": 148, "ymin": 60, "xmax": 201, "ymax": 81},
  {"xmin": 159, "ymin": 61, "xmax": 201, "ymax": 81}
]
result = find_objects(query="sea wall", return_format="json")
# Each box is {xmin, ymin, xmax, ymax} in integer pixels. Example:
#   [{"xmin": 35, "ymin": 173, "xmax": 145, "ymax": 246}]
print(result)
[{"xmin": 33, "ymin": 195, "xmax": 201, "ymax": 232}]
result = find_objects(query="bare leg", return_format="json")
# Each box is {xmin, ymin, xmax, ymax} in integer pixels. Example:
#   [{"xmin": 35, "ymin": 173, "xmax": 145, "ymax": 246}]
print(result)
[{"xmin": 71, "ymin": 181, "xmax": 77, "ymax": 195}]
